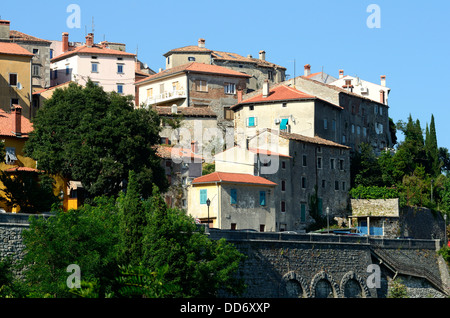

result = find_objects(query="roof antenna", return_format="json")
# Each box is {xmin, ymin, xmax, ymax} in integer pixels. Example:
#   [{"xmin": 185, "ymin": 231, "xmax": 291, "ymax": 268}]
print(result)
[{"xmin": 91, "ymin": 16, "xmax": 95, "ymax": 34}]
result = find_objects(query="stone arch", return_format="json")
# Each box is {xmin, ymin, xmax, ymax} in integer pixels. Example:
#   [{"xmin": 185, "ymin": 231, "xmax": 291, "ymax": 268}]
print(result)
[
  {"xmin": 340, "ymin": 271, "xmax": 370, "ymax": 298},
  {"xmin": 279, "ymin": 271, "xmax": 310, "ymax": 298},
  {"xmin": 310, "ymin": 271, "xmax": 341, "ymax": 298}
]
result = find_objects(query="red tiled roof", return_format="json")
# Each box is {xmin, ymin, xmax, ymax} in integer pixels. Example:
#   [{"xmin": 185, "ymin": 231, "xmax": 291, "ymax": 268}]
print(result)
[
  {"xmin": 155, "ymin": 145, "xmax": 204, "ymax": 161},
  {"xmin": 135, "ymin": 62, "xmax": 251, "ymax": 85},
  {"xmin": 32, "ymin": 81, "xmax": 73, "ymax": 95},
  {"xmin": 0, "ymin": 42, "xmax": 34, "ymax": 57},
  {"xmin": 163, "ymin": 45, "xmax": 212, "ymax": 56},
  {"xmin": 51, "ymin": 44, "xmax": 135, "ymax": 62},
  {"xmin": 9, "ymin": 30, "xmax": 51, "ymax": 44},
  {"xmin": 0, "ymin": 108, "xmax": 33, "ymax": 137},
  {"xmin": 212, "ymin": 50, "xmax": 286, "ymax": 70},
  {"xmin": 240, "ymin": 85, "xmax": 315, "ymax": 104},
  {"xmin": 192, "ymin": 171, "xmax": 277, "ymax": 186},
  {"xmin": 4, "ymin": 167, "xmax": 43, "ymax": 173}
]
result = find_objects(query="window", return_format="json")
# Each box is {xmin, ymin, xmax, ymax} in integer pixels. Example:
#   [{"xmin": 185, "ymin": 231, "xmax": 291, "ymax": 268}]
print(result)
[
  {"xmin": 324, "ymin": 118, "xmax": 328, "ymax": 129},
  {"xmin": 188, "ymin": 56, "xmax": 196, "ymax": 61},
  {"xmin": 260, "ymin": 191, "xmax": 266, "ymax": 206},
  {"xmin": 330, "ymin": 159, "xmax": 335, "ymax": 170},
  {"xmin": 281, "ymin": 161, "xmax": 286, "ymax": 169},
  {"xmin": 335, "ymin": 181, "xmax": 339, "ymax": 190},
  {"xmin": 54, "ymin": 69, "xmax": 58, "ymax": 79},
  {"xmin": 339, "ymin": 159, "xmax": 344, "ymax": 170},
  {"xmin": 357, "ymin": 126, "xmax": 361, "ymax": 135},
  {"xmin": 300, "ymin": 203, "xmax": 306, "ymax": 222},
  {"xmin": 281, "ymin": 201, "xmax": 286, "ymax": 212},
  {"xmin": 342, "ymin": 182, "xmax": 346, "ymax": 191},
  {"xmin": 117, "ymin": 84, "xmax": 124, "ymax": 94},
  {"xmin": 231, "ymin": 223, "xmax": 237, "ymax": 230},
  {"xmin": 195, "ymin": 80, "xmax": 207, "ymax": 92},
  {"xmin": 160, "ymin": 84, "xmax": 165, "ymax": 94},
  {"xmin": 363, "ymin": 127, "xmax": 367, "ymax": 137},
  {"xmin": 65, "ymin": 65, "xmax": 69, "ymax": 75},
  {"xmin": 317, "ymin": 146, "xmax": 322, "ymax": 153},
  {"xmin": 301, "ymin": 177, "xmax": 306, "ymax": 189},
  {"xmin": 230, "ymin": 189, "xmax": 237, "ymax": 205},
  {"xmin": 224, "ymin": 82, "xmax": 236, "ymax": 94},
  {"xmin": 268, "ymin": 70, "xmax": 273, "ymax": 80},
  {"xmin": 281, "ymin": 180, "xmax": 286, "ymax": 192},
  {"xmin": 282, "ymin": 102, "xmax": 287, "ymax": 108},
  {"xmin": 280, "ymin": 118, "xmax": 289, "ymax": 131},
  {"xmin": 147, "ymin": 88, "xmax": 153, "ymax": 98},
  {"xmin": 322, "ymin": 179, "xmax": 326, "ymax": 188},
  {"xmin": 249, "ymin": 105, "xmax": 254, "ymax": 111},
  {"xmin": 50, "ymin": 49, "xmax": 53, "ymax": 59},
  {"xmin": 91, "ymin": 62, "xmax": 98, "ymax": 72},
  {"xmin": 224, "ymin": 107, "xmax": 234, "ymax": 120},
  {"xmin": 10, "ymin": 98, "xmax": 19, "ymax": 107},
  {"xmin": 117, "ymin": 64, "xmax": 124, "ymax": 74},
  {"xmin": 32, "ymin": 65, "xmax": 40, "ymax": 76},
  {"xmin": 342, "ymin": 135, "xmax": 346, "ymax": 143},
  {"xmin": 200, "ymin": 189, "xmax": 207, "ymax": 204},
  {"xmin": 5, "ymin": 147, "xmax": 17, "ymax": 164},
  {"xmin": 317, "ymin": 157, "xmax": 322, "ymax": 169},
  {"xmin": 9, "ymin": 73, "xmax": 17, "ymax": 86},
  {"xmin": 247, "ymin": 117, "xmax": 256, "ymax": 127},
  {"xmin": 33, "ymin": 48, "xmax": 39, "ymax": 55},
  {"xmin": 260, "ymin": 224, "xmax": 265, "ymax": 232},
  {"xmin": 351, "ymin": 124, "xmax": 355, "ymax": 134},
  {"xmin": 302, "ymin": 155, "xmax": 307, "ymax": 167}
]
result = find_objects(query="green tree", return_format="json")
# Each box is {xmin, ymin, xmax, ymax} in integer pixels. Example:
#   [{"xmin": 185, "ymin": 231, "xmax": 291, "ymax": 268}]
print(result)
[
  {"xmin": 425, "ymin": 114, "xmax": 440, "ymax": 177},
  {"xmin": 142, "ymin": 186, "xmax": 246, "ymax": 297},
  {"xmin": 0, "ymin": 170, "xmax": 59, "ymax": 213},
  {"xmin": 20, "ymin": 197, "xmax": 120, "ymax": 297},
  {"xmin": 25, "ymin": 81, "xmax": 167, "ymax": 200},
  {"xmin": 350, "ymin": 143, "xmax": 383, "ymax": 188}
]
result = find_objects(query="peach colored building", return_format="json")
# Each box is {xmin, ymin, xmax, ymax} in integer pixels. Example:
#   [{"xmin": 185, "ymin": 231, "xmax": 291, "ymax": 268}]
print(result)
[{"xmin": 50, "ymin": 33, "xmax": 136, "ymax": 100}]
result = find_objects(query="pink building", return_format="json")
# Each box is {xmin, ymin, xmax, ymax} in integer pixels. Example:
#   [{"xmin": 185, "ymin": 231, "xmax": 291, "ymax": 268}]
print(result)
[{"xmin": 50, "ymin": 33, "xmax": 136, "ymax": 100}]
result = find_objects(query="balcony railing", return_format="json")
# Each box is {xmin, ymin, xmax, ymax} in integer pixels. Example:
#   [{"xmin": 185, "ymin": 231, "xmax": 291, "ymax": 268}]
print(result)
[{"xmin": 145, "ymin": 89, "xmax": 187, "ymax": 107}]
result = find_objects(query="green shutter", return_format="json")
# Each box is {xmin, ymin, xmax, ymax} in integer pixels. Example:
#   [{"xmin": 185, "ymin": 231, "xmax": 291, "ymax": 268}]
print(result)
[
  {"xmin": 200, "ymin": 189, "xmax": 207, "ymax": 204},
  {"xmin": 230, "ymin": 189, "xmax": 237, "ymax": 204},
  {"xmin": 260, "ymin": 191, "xmax": 266, "ymax": 206}
]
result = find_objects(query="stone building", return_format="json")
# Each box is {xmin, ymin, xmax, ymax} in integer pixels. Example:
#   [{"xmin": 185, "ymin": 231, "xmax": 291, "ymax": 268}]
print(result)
[
  {"xmin": 214, "ymin": 128, "xmax": 351, "ymax": 232},
  {"xmin": 188, "ymin": 171, "xmax": 277, "ymax": 231},
  {"xmin": 163, "ymin": 38, "xmax": 286, "ymax": 93}
]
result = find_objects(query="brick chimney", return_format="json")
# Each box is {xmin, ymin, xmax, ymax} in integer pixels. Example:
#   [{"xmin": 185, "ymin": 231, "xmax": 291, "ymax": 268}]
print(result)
[
  {"xmin": 237, "ymin": 89, "xmax": 243, "ymax": 103},
  {"xmin": 304, "ymin": 64, "xmax": 311, "ymax": 77},
  {"xmin": 339, "ymin": 69, "xmax": 344, "ymax": 79},
  {"xmin": 191, "ymin": 141, "xmax": 198, "ymax": 154},
  {"xmin": 259, "ymin": 50, "xmax": 266, "ymax": 61},
  {"xmin": 262, "ymin": 80, "xmax": 269, "ymax": 98},
  {"xmin": 62, "ymin": 32, "xmax": 69, "ymax": 53},
  {"xmin": 0, "ymin": 20, "xmax": 10, "ymax": 41},
  {"xmin": 198, "ymin": 38, "xmax": 205, "ymax": 48},
  {"xmin": 85, "ymin": 33, "xmax": 94, "ymax": 47},
  {"xmin": 11, "ymin": 105, "xmax": 22, "ymax": 136},
  {"xmin": 380, "ymin": 75, "xmax": 386, "ymax": 87}
]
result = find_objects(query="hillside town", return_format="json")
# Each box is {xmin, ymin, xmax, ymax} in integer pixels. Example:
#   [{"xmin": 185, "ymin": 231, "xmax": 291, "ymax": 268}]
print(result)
[{"xmin": 0, "ymin": 18, "xmax": 449, "ymax": 300}]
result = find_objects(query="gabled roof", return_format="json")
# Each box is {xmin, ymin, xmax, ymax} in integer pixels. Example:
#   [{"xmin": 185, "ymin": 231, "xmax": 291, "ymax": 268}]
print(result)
[
  {"xmin": 192, "ymin": 171, "xmax": 277, "ymax": 186},
  {"xmin": 0, "ymin": 42, "xmax": 34, "ymax": 57},
  {"xmin": 51, "ymin": 44, "xmax": 135, "ymax": 62},
  {"xmin": 135, "ymin": 62, "xmax": 251, "ymax": 85},
  {"xmin": 163, "ymin": 45, "xmax": 212, "ymax": 56},
  {"xmin": 9, "ymin": 30, "xmax": 51, "ymax": 44},
  {"xmin": 238, "ymin": 85, "xmax": 315, "ymax": 105},
  {"xmin": 211, "ymin": 50, "xmax": 286, "ymax": 70},
  {"xmin": 258, "ymin": 128, "xmax": 350, "ymax": 149},
  {"xmin": 0, "ymin": 108, "xmax": 33, "ymax": 138}
]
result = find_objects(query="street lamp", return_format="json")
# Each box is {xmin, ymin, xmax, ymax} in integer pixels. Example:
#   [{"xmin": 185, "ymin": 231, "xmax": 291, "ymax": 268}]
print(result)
[
  {"xmin": 326, "ymin": 206, "xmax": 330, "ymax": 234},
  {"xmin": 206, "ymin": 198, "xmax": 211, "ymax": 228}
]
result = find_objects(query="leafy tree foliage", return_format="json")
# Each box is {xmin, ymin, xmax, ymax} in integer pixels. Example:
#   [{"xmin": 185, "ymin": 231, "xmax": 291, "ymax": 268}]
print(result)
[{"xmin": 25, "ymin": 81, "xmax": 167, "ymax": 199}]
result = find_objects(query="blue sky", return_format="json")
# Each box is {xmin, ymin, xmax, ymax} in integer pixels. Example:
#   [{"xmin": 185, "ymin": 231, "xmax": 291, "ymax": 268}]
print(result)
[{"xmin": 2, "ymin": 0, "xmax": 449, "ymax": 149}]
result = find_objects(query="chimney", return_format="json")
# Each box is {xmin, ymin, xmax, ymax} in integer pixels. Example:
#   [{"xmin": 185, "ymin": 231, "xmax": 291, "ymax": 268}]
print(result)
[
  {"xmin": 247, "ymin": 54, "xmax": 253, "ymax": 58},
  {"xmin": 380, "ymin": 75, "xmax": 386, "ymax": 87},
  {"xmin": 85, "ymin": 33, "xmax": 94, "ymax": 47},
  {"xmin": 237, "ymin": 89, "xmax": 243, "ymax": 103},
  {"xmin": 191, "ymin": 141, "xmax": 198, "ymax": 153},
  {"xmin": 259, "ymin": 50, "xmax": 266, "ymax": 61},
  {"xmin": 380, "ymin": 90, "xmax": 386, "ymax": 104},
  {"xmin": 262, "ymin": 80, "xmax": 269, "ymax": 98},
  {"xmin": 0, "ymin": 20, "xmax": 11, "ymax": 41},
  {"xmin": 198, "ymin": 38, "xmax": 205, "ymax": 48},
  {"xmin": 304, "ymin": 64, "xmax": 311, "ymax": 77},
  {"xmin": 339, "ymin": 69, "xmax": 344, "ymax": 79},
  {"xmin": 62, "ymin": 32, "xmax": 69, "ymax": 52},
  {"xmin": 12, "ymin": 105, "xmax": 22, "ymax": 136}
]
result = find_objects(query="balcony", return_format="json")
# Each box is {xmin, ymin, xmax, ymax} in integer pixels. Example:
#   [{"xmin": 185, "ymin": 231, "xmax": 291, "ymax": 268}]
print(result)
[{"xmin": 145, "ymin": 89, "xmax": 187, "ymax": 107}]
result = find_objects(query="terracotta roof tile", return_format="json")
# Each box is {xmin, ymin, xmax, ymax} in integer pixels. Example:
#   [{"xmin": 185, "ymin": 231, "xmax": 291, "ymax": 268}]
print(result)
[
  {"xmin": 192, "ymin": 171, "xmax": 277, "ymax": 186},
  {"xmin": 163, "ymin": 45, "xmax": 212, "ymax": 56},
  {"xmin": 51, "ymin": 44, "xmax": 135, "ymax": 62},
  {"xmin": 155, "ymin": 145, "xmax": 204, "ymax": 161},
  {"xmin": 9, "ymin": 30, "xmax": 51, "ymax": 44},
  {"xmin": 4, "ymin": 167, "xmax": 43, "ymax": 173},
  {"xmin": 238, "ymin": 85, "xmax": 315, "ymax": 105},
  {"xmin": 135, "ymin": 62, "xmax": 250, "ymax": 85},
  {"xmin": 212, "ymin": 50, "xmax": 286, "ymax": 70},
  {"xmin": 0, "ymin": 108, "xmax": 33, "ymax": 138},
  {"xmin": 0, "ymin": 42, "xmax": 34, "ymax": 57}
]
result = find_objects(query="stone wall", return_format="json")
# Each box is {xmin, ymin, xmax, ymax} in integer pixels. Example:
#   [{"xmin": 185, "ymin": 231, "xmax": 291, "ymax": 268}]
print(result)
[{"xmin": 351, "ymin": 198, "xmax": 400, "ymax": 217}]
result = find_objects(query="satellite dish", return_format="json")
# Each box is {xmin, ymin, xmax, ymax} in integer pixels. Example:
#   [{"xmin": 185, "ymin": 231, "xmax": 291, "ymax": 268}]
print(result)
[{"xmin": 17, "ymin": 82, "xmax": 22, "ymax": 90}]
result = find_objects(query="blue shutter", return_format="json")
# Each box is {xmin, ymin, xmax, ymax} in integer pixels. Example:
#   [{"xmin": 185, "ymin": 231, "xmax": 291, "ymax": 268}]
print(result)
[
  {"xmin": 260, "ymin": 191, "xmax": 266, "ymax": 206},
  {"xmin": 248, "ymin": 117, "xmax": 255, "ymax": 127},
  {"xmin": 200, "ymin": 189, "xmax": 207, "ymax": 204},
  {"xmin": 280, "ymin": 118, "xmax": 289, "ymax": 130},
  {"xmin": 230, "ymin": 189, "xmax": 237, "ymax": 204}
]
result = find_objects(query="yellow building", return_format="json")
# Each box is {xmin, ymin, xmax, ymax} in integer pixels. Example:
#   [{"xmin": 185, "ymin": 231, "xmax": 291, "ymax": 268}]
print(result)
[
  {"xmin": 0, "ymin": 105, "xmax": 69, "ymax": 212},
  {"xmin": 0, "ymin": 40, "xmax": 33, "ymax": 119}
]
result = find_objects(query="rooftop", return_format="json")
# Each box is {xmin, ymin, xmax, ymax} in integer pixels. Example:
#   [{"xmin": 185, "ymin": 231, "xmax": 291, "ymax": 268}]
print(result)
[
  {"xmin": 51, "ymin": 44, "xmax": 136, "ymax": 62},
  {"xmin": 155, "ymin": 145, "xmax": 204, "ymax": 161},
  {"xmin": 192, "ymin": 171, "xmax": 277, "ymax": 186},
  {"xmin": 0, "ymin": 108, "xmax": 33, "ymax": 138},
  {"xmin": 135, "ymin": 62, "xmax": 251, "ymax": 85},
  {"xmin": 0, "ymin": 42, "xmax": 34, "ymax": 57}
]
